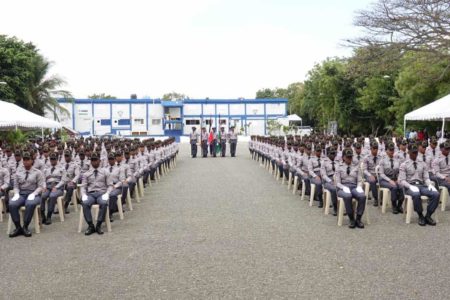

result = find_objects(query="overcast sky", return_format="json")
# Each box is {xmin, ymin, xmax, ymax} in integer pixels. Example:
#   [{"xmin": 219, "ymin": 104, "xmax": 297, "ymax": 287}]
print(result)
[{"xmin": 0, "ymin": 0, "xmax": 373, "ymax": 99}]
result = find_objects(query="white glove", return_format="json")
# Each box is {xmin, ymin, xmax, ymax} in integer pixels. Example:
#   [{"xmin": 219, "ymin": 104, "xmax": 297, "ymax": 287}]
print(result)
[
  {"xmin": 81, "ymin": 194, "xmax": 88, "ymax": 202},
  {"xmin": 428, "ymin": 185, "xmax": 437, "ymax": 192},
  {"xmin": 356, "ymin": 186, "xmax": 364, "ymax": 194},
  {"xmin": 101, "ymin": 193, "xmax": 109, "ymax": 201},
  {"xmin": 343, "ymin": 187, "xmax": 351, "ymax": 194},
  {"xmin": 409, "ymin": 186, "xmax": 419, "ymax": 193},
  {"xmin": 27, "ymin": 194, "xmax": 35, "ymax": 201},
  {"xmin": 11, "ymin": 194, "xmax": 20, "ymax": 201}
]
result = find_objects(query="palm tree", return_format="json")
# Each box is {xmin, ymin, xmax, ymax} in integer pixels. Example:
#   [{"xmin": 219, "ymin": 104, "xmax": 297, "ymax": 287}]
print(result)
[{"xmin": 26, "ymin": 55, "xmax": 72, "ymax": 120}]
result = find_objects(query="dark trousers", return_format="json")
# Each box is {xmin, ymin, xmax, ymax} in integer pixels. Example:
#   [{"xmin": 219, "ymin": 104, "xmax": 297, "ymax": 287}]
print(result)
[
  {"xmin": 221, "ymin": 141, "xmax": 226, "ymax": 157},
  {"xmin": 65, "ymin": 184, "xmax": 76, "ymax": 207},
  {"xmin": 210, "ymin": 140, "xmax": 217, "ymax": 157},
  {"xmin": 109, "ymin": 188, "xmax": 122, "ymax": 214},
  {"xmin": 41, "ymin": 187, "xmax": 64, "ymax": 217},
  {"xmin": 82, "ymin": 191, "xmax": 108, "ymax": 224},
  {"xmin": 405, "ymin": 185, "xmax": 439, "ymax": 215},
  {"xmin": 230, "ymin": 141, "xmax": 237, "ymax": 157},
  {"xmin": 337, "ymin": 185, "xmax": 366, "ymax": 217},
  {"xmin": 437, "ymin": 178, "xmax": 450, "ymax": 190},
  {"xmin": 324, "ymin": 182, "xmax": 338, "ymax": 210},
  {"xmin": 311, "ymin": 177, "xmax": 323, "ymax": 202},
  {"xmin": 9, "ymin": 192, "xmax": 41, "ymax": 228},
  {"xmin": 380, "ymin": 180, "xmax": 404, "ymax": 207},
  {"xmin": 365, "ymin": 174, "xmax": 378, "ymax": 201},
  {"xmin": 191, "ymin": 143, "xmax": 197, "ymax": 158},
  {"xmin": 201, "ymin": 141, "xmax": 208, "ymax": 157},
  {"xmin": 150, "ymin": 167, "xmax": 156, "ymax": 180}
]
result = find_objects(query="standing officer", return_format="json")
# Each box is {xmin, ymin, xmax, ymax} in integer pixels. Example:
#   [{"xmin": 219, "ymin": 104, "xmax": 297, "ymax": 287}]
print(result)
[
  {"xmin": 321, "ymin": 147, "xmax": 338, "ymax": 215},
  {"xmin": 220, "ymin": 127, "xmax": 227, "ymax": 157},
  {"xmin": 9, "ymin": 151, "xmax": 45, "ymax": 237},
  {"xmin": 378, "ymin": 142, "xmax": 404, "ymax": 214},
  {"xmin": 41, "ymin": 152, "xmax": 65, "ymax": 225},
  {"xmin": 229, "ymin": 126, "xmax": 238, "ymax": 157},
  {"xmin": 190, "ymin": 127, "xmax": 199, "ymax": 158},
  {"xmin": 209, "ymin": 127, "xmax": 217, "ymax": 157},
  {"xmin": 200, "ymin": 127, "xmax": 208, "ymax": 158},
  {"xmin": 336, "ymin": 149, "xmax": 366, "ymax": 229},
  {"xmin": 398, "ymin": 144, "xmax": 439, "ymax": 226},
  {"xmin": 62, "ymin": 150, "xmax": 80, "ymax": 214},
  {"xmin": 363, "ymin": 141, "xmax": 381, "ymax": 206},
  {"xmin": 80, "ymin": 152, "xmax": 113, "ymax": 235}
]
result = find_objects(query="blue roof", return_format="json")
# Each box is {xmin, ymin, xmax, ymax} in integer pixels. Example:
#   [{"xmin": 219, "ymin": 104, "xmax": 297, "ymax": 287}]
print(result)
[{"xmin": 58, "ymin": 98, "xmax": 288, "ymax": 104}]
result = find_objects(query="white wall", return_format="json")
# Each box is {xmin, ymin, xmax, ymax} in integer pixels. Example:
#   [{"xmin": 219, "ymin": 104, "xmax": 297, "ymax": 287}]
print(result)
[
  {"xmin": 216, "ymin": 104, "xmax": 228, "ymax": 115},
  {"xmin": 149, "ymin": 104, "xmax": 164, "ymax": 135},
  {"xmin": 74, "ymin": 104, "xmax": 92, "ymax": 134},
  {"xmin": 184, "ymin": 104, "xmax": 201, "ymax": 115},
  {"xmin": 131, "ymin": 104, "xmax": 147, "ymax": 132},
  {"xmin": 230, "ymin": 104, "xmax": 245, "ymax": 115},
  {"xmin": 112, "ymin": 104, "xmax": 130, "ymax": 129},
  {"xmin": 246, "ymin": 104, "xmax": 264, "ymax": 116},
  {"xmin": 203, "ymin": 104, "xmax": 215, "ymax": 115},
  {"xmin": 93, "ymin": 104, "xmax": 110, "ymax": 135},
  {"xmin": 266, "ymin": 103, "xmax": 286, "ymax": 115}
]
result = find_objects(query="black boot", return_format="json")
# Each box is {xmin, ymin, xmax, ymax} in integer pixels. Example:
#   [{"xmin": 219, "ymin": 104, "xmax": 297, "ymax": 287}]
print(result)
[
  {"xmin": 318, "ymin": 201, "xmax": 323, "ymax": 208},
  {"xmin": 23, "ymin": 225, "xmax": 32, "ymax": 237},
  {"xmin": 348, "ymin": 215, "xmax": 356, "ymax": 229},
  {"xmin": 418, "ymin": 213, "xmax": 426, "ymax": 226},
  {"xmin": 355, "ymin": 215, "xmax": 365, "ymax": 229},
  {"xmin": 425, "ymin": 213, "xmax": 436, "ymax": 226},
  {"xmin": 392, "ymin": 201, "xmax": 399, "ymax": 214},
  {"xmin": 64, "ymin": 201, "xmax": 70, "ymax": 214},
  {"xmin": 397, "ymin": 201, "xmax": 404, "ymax": 214},
  {"xmin": 41, "ymin": 210, "xmax": 47, "ymax": 224},
  {"xmin": 373, "ymin": 199, "xmax": 379, "ymax": 207},
  {"xmin": 96, "ymin": 222, "xmax": 104, "ymax": 235},
  {"xmin": 85, "ymin": 222, "xmax": 96, "ymax": 235},
  {"xmin": 45, "ymin": 212, "xmax": 52, "ymax": 225},
  {"xmin": 9, "ymin": 223, "xmax": 23, "ymax": 238}
]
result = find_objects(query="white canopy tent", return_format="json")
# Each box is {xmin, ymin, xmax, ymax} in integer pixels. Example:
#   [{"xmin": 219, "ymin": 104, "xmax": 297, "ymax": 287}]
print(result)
[
  {"xmin": 404, "ymin": 94, "xmax": 450, "ymax": 141},
  {"xmin": 0, "ymin": 100, "xmax": 62, "ymax": 131}
]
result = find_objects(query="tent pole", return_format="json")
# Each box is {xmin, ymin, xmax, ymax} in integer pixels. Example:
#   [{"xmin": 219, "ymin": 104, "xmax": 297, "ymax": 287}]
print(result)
[
  {"xmin": 403, "ymin": 118, "xmax": 406, "ymax": 138},
  {"xmin": 441, "ymin": 118, "xmax": 445, "ymax": 143},
  {"xmin": 41, "ymin": 127, "xmax": 44, "ymax": 142}
]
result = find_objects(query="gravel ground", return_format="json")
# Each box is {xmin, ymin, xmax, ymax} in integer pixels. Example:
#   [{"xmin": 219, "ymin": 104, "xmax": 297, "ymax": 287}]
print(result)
[{"xmin": 1, "ymin": 142, "xmax": 450, "ymax": 299}]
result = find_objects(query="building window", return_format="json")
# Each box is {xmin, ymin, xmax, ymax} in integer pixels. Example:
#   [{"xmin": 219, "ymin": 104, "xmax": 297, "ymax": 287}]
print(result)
[
  {"xmin": 219, "ymin": 119, "xmax": 227, "ymax": 125},
  {"xmin": 186, "ymin": 119, "xmax": 200, "ymax": 125},
  {"xmin": 152, "ymin": 119, "xmax": 161, "ymax": 125},
  {"xmin": 134, "ymin": 119, "xmax": 144, "ymax": 125}
]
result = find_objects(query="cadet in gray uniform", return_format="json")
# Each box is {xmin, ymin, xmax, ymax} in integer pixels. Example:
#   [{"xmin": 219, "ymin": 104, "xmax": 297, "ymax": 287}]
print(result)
[
  {"xmin": 433, "ymin": 141, "xmax": 450, "ymax": 189},
  {"xmin": 190, "ymin": 127, "xmax": 199, "ymax": 158},
  {"xmin": 379, "ymin": 142, "xmax": 404, "ymax": 214},
  {"xmin": 201, "ymin": 127, "xmax": 208, "ymax": 158},
  {"xmin": 41, "ymin": 152, "xmax": 65, "ymax": 225},
  {"xmin": 105, "ymin": 152, "xmax": 125, "ymax": 221},
  {"xmin": 308, "ymin": 145, "xmax": 324, "ymax": 207},
  {"xmin": 321, "ymin": 147, "xmax": 338, "ymax": 215},
  {"xmin": 80, "ymin": 152, "xmax": 113, "ymax": 235},
  {"xmin": 229, "ymin": 126, "xmax": 238, "ymax": 157},
  {"xmin": 0, "ymin": 163, "xmax": 10, "ymax": 199},
  {"xmin": 9, "ymin": 151, "xmax": 45, "ymax": 237},
  {"xmin": 363, "ymin": 141, "xmax": 381, "ymax": 206},
  {"xmin": 62, "ymin": 150, "xmax": 80, "ymax": 213},
  {"xmin": 398, "ymin": 144, "xmax": 439, "ymax": 226},
  {"xmin": 336, "ymin": 149, "xmax": 366, "ymax": 229}
]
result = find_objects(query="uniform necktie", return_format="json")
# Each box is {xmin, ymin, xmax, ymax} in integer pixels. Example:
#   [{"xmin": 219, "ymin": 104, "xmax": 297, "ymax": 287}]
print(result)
[
  {"xmin": 403, "ymin": 152, "xmax": 406, "ymax": 158},
  {"xmin": 51, "ymin": 167, "xmax": 55, "ymax": 174},
  {"xmin": 346, "ymin": 166, "xmax": 350, "ymax": 175},
  {"xmin": 357, "ymin": 155, "xmax": 360, "ymax": 161},
  {"xmin": 390, "ymin": 158, "xmax": 394, "ymax": 169},
  {"xmin": 317, "ymin": 158, "xmax": 321, "ymax": 168},
  {"xmin": 110, "ymin": 166, "xmax": 113, "ymax": 173},
  {"xmin": 373, "ymin": 157, "xmax": 377, "ymax": 164},
  {"xmin": 25, "ymin": 171, "xmax": 29, "ymax": 180},
  {"xmin": 126, "ymin": 159, "xmax": 129, "ymax": 164},
  {"xmin": 16, "ymin": 161, "xmax": 19, "ymax": 168},
  {"xmin": 117, "ymin": 163, "xmax": 120, "ymax": 167},
  {"xmin": 413, "ymin": 162, "xmax": 417, "ymax": 170},
  {"xmin": 45, "ymin": 158, "xmax": 48, "ymax": 164},
  {"xmin": 65, "ymin": 164, "xmax": 69, "ymax": 171},
  {"xmin": 433, "ymin": 149, "xmax": 435, "ymax": 156},
  {"xmin": 94, "ymin": 169, "xmax": 98, "ymax": 178},
  {"xmin": 331, "ymin": 161, "xmax": 335, "ymax": 172},
  {"xmin": 423, "ymin": 155, "xmax": 426, "ymax": 162},
  {"xmin": 446, "ymin": 157, "xmax": 448, "ymax": 165},
  {"xmin": 81, "ymin": 160, "xmax": 84, "ymax": 168}
]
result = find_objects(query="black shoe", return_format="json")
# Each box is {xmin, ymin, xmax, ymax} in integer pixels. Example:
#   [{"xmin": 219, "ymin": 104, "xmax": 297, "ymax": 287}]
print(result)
[
  {"xmin": 348, "ymin": 220, "xmax": 356, "ymax": 229},
  {"xmin": 84, "ymin": 225, "xmax": 96, "ymax": 236},
  {"xmin": 332, "ymin": 210, "xmax": 337, "ymax": 216},
  {"xmin": 418, "ymin": 215, "xmax": 426, "ymax": 226},
  {"xmin": 425, "ymin": 216, "xmax": 436, "ymax": 226},
  {"xmin": 373, "ymin": 200, "xmax": 379, "ymax": 207},
  {"xmin": 318, "ymin": 201, "xmax": 323, "ymax": 208},
  {"xmin": 65, "ymin": 208, "xmax": 70, "ymax": 214},
  {"xmin": 397, "ymin": 205, "xmax": 404, "ymax": 214},
  {"xmin": 44, "ymin": 218, "xmax": 52, "ymax": 225},
  {"xmin": 23, "ymin": 227, "xmax": 32, "ymax": 237},
  {"xmin": 109, "ymin": 215, "xmax": 114, "ymax": 223},
  {"xmin": 96, "ymin": 224, "xmax": 104, "ymax": 235},
  {"xmin": 355, "ymin": 219, "xmax": 365, "ymax": 229},
  {"xmin": 392, "ymin": 207, "xmax": 399, "ymax": 214},
  {"xmin": 9, "ymin": 227, "xmax": 23, "ymax": 238}
]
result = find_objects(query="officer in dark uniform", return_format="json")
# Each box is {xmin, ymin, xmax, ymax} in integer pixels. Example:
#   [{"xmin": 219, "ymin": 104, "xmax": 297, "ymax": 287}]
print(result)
[
  {"xmin": 190, "ymin": 127, "xmax": 199, "ymax": 158},
  {"xmin": 200, "ymin": 127, "xmax": 208, "ymax": 158}
]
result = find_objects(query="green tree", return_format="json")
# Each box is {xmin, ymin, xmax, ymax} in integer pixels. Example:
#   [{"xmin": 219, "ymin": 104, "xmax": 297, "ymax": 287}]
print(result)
[{"xmin": 162, "ymin": 92, "xmax": 186, "ymax": 101}]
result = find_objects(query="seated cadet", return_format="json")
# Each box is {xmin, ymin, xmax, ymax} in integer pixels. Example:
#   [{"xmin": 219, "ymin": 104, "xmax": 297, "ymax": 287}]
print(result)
[
  {"xmin": 379, "ymin": 142, "xmax": 404, "ymax": 214},
  {"xmin": 62, "ymin": 150, "xmax": 80, "ymax": 213},
  {"xmin": 9, "ymin": 151, "xmax": 45, "ymax": 237},
  {"xmin": 105, "ymin": 152, "xmax": 125, "ymax": 221},
  {"xmin": 399, "ymin": 144, "xmax": 439, "ymax": 226},
  {"xmin": 363, "ymin": 141, "xmax": 381, "ymax": 206},
  {"xmin": 124, "ymin": 148, "xmax": 137, "ymax": 197},
  {"xmin": 308, "ymin": 144, "xmax": 324, "ymax": 207},
  {"xmin": 321, "ymin": 147, "xmax": 338, "ymax": 215},
  {"xmin": 0, "ymin": 163, "xmax": 10, "ymax": 202},
  {"xmin": 297, "ymin": 144, "xmax": 312, "ymax": 195},
  {"xmin": 433, "ymin": 141, "xmax": 450, "ymax": 190},
  {"xmin": 336, "ymin": 149, "xmax": 366, "ymax": 229},
  {"xmin": 351, "ymin": 143, "xmax": 364, "ymax": 167},
  {"xmin": 115, "ymin": 150, "xmax": 130, "ymax": 208},
  {"xmin": 41, "ymin": 152, "xmax": 66, "ymax": 225},
  {"xmin": 80, "ymin": 152, "xmax": 113, "ymax": 235}
]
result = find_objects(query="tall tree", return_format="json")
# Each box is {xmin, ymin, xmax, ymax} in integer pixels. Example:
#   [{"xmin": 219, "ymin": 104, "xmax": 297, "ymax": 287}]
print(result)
[
  {"xmin": 162, "ymin": 92, "xmax": 186, "ymax": 101},
  {"xmin": 88, "ymin": 93, "xmax": 117, "ymax": 99}
]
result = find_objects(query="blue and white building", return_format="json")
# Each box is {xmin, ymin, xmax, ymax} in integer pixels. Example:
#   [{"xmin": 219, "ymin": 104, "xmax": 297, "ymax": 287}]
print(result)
[{"xmin": 56, "ymin": 98, "xmax": 288, "ymax": 140}]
